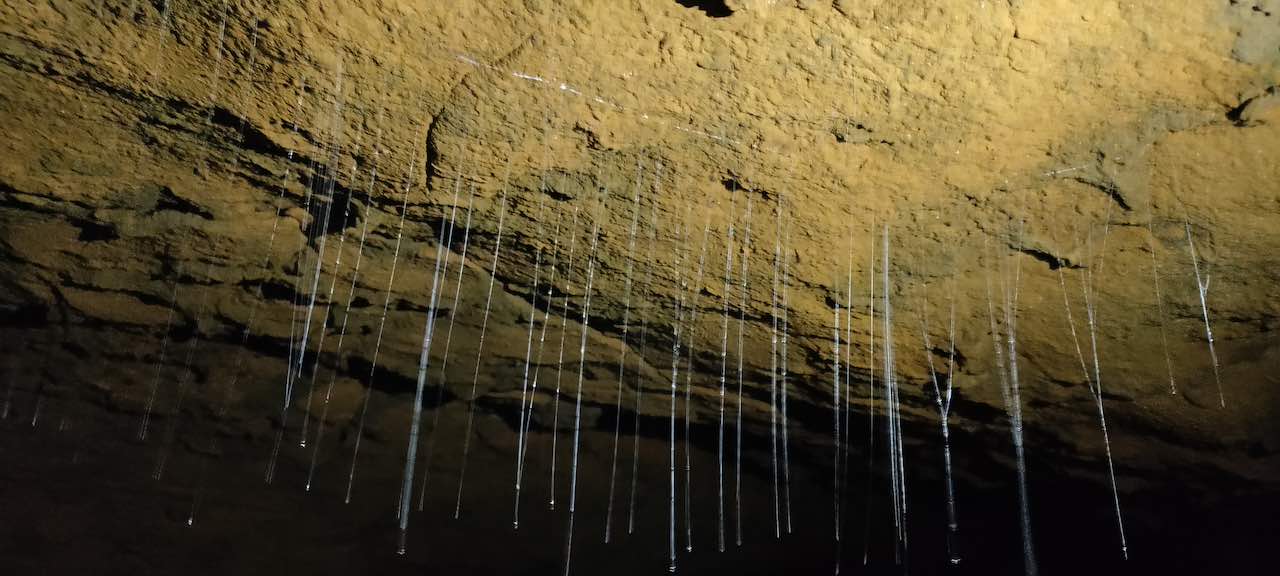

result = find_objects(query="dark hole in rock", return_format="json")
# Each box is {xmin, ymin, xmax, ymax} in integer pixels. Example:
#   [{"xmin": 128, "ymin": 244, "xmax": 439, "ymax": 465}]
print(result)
[
  {"xmin": 301, "ymin": 176, "xmax": 363, "ymax": 239},
  {"xmin": 75, "ymin": 219, "xmax": 119, "ymax": 243},
  {"xmin": 238, "ymin": 278, "xmax": 297, "ymax": 302},
  {"xmin": 675, "ymin": 0, "xmax": 733, "ymax": 18},
  {"xmin": 152, "ymin": 185, "xmax": 215, "ymax": 221},
  {"xmin": 347, "ymin": 355, "xmax": 415, "ymax": 395}
]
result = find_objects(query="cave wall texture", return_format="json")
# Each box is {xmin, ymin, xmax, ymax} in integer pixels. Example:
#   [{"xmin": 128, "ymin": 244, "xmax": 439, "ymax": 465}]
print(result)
[{"xmin": 0, "ymin": 1, "xmax": 1278, "ymax": 575}]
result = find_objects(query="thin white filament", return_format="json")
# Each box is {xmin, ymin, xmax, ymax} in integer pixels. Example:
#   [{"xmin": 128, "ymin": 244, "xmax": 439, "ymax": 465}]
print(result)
[
  {"xmin": 564, "ymin": 207, "xmax": 603, "ymax": 576},
  {"xmin": 513, "ymin": 192, "xmax": 549, "ymax": 529},
  {"xmin": 921, "ymin": 284, "xmax": 961, "ymax": 565},
  {"xmin": 513, "ymin": 207, "xmax": 564, "ymax": 513},
  {"xmin": 419, "ymin": 178, "xmax": 479, "ymax": 509},
  {"xmin": 344, "ymin": 117, "xmax": 429, "ymax": 504},
  {"xmin": 153, "ymin": 261, "xmax": 216, "ymax": 481},
  {"xmin": 395, "ymin": 155, "xmax": 468, "ymax": 555},
  {"xmin": 861, "ymin": 219, "xmax": 876, "ymax": 567},
  {"xmin": 716, "ymin": 184, "xmax": 737, "ymax": 552},
  {"xmin": 605, "ymin": 159, "xmax": 645, "ymax": 542},
  {"xmin": 779, "ymin": 211, "xmax": 793, "ymax": 535},
  {"xmin": 668, "ymin": 208, "xmax": 691, "ymax": 573},
  {"xmin": 682, "ymin": 216, "xmax": 712, "ymax": 552},
  {"xmin": 734, "ymin": 196, "xmax": 754, "ymax": 547},
  {"xmin": 1079, "ymin": 219, "xmax": 1130, "ymax": 560},
  {"xmin": 627, "ymin": 200, "xmax": 660, "ymax": 534},
  {"xmin": 453, "ymin": 167, "xmax": 512, "ymax": 520},
  {"xmin": 832, "ymin": 304, "xmax": 842, "ymax": 542},
  {"xmin": 549, "ymin": 205, "xmax": 582, "ymax": 511},
  {"xmin": 1185, "ymin": 221, "xmax": 1223, "ymax": 407},
  {"xmin": 305, "ymin": 134, "xmax": 381, "ymax": 492},
  {"xmin": 984, "ymin": 237, "xmax": 1037, "ymax": 576},
  {"xmin": 768, "ymin": 198, "xmax": 782, "ymax": 539}
]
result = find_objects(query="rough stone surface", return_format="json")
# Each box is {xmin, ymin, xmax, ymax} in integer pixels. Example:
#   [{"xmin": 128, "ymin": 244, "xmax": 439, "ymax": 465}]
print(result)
[{"xmin": 1, "ymin": 1, "xmax": 1278, "ymax": 572}]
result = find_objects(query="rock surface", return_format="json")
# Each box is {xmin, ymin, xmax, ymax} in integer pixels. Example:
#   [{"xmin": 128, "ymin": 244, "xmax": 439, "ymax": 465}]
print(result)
[{"xmin": 1, "ymin": 0, "xmax": 1278, "ymax": 572}]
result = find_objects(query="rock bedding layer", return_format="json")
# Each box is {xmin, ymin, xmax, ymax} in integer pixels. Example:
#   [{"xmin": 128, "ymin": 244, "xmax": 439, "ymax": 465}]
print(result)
[{"xmin": 1, "ymin": 1, "xmax": 1278, "ymax": 570}]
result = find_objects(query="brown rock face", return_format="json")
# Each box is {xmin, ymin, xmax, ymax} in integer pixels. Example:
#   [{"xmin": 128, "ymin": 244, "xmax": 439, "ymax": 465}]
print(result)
[{"xmin": 1, "ymin": 1, "xmax": 1277, "ymax": 574}]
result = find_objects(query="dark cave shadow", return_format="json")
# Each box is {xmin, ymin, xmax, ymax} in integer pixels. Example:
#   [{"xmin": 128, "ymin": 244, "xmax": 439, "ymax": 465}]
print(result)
[{"xmin": 675, "ymin": 0, "xmax": 733, "ymax": 19}]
